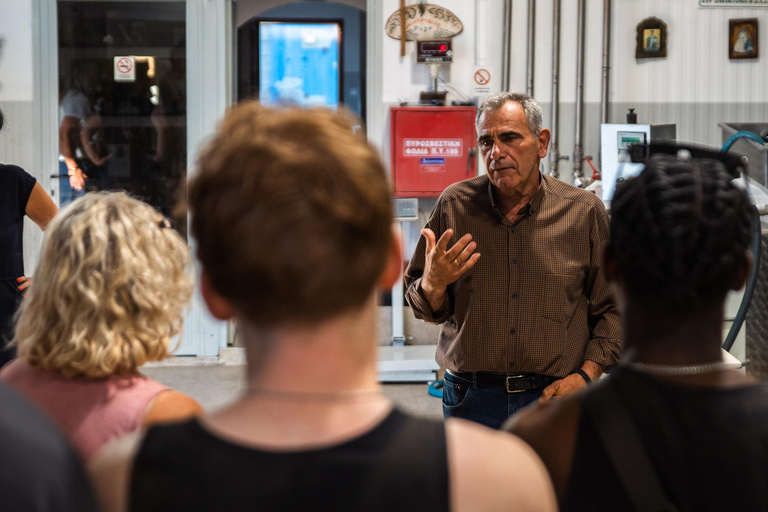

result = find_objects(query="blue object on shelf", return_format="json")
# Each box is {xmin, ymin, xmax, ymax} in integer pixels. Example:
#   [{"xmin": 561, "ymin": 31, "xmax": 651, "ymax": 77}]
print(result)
[{"xmin": 428, "ymin": 380, "xmax": 444, "ymax": 399}]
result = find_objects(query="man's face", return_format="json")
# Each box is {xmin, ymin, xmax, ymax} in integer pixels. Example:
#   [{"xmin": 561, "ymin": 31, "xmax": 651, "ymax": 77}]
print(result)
[{"xmin": 477, "ymin": 101, "xmax": 550, "ymax": 198}]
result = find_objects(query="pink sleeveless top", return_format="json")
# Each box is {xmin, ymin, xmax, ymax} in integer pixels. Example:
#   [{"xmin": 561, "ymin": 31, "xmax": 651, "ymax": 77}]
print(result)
[{"xmin": 0, "ymin": 359, "xmax": 168, "ymax": 461}]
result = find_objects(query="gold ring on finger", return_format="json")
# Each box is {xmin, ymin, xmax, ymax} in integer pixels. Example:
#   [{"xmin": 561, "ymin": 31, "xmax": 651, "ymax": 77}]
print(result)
[{"xmin": 454, "ymin": 259, "xmax": 461, "ymax": 267}]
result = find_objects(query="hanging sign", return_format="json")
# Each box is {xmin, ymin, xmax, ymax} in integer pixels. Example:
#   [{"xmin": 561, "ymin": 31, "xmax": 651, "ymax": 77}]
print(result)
[
  {"xmin": 386, "ymin": 4, "xmax": 463, "ymax": 41},
  {"xmin": 114, "ymin": 56, "xmax": 135, "ymax": 82}
]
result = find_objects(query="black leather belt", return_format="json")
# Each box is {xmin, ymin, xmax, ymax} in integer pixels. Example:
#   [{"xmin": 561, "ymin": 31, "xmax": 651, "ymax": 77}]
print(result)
[{"xmin": 448, "ymin": 370, "xmax": 551, "ymax": 393}]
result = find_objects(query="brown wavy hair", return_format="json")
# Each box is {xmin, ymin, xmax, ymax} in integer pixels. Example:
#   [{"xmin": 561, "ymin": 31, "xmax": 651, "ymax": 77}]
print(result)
[
  {"xmin": 189, "ymin": 102, "xmax": 393, "ymax": 326},
  {"xmin": 14, "ymin": 192, "xmax": 193, "ymax": 378}
]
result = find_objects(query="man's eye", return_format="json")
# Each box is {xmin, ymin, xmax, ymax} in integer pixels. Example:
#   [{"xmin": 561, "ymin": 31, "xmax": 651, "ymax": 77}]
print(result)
[{"xmin": 479, "ymin": 140, "xmax": 492, "ymax": 147}]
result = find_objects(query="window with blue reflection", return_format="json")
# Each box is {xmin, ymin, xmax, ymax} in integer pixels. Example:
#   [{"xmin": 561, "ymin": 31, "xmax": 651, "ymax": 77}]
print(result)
[{"xmin": 258, "ymin": 22, "xmax": 340, "ymax": 109}]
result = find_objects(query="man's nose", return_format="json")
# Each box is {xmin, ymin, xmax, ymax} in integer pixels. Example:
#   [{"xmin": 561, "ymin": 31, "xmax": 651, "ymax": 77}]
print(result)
[{"xmin": 490, "ymin": 141, "xmax": 504, "ymax": 160}]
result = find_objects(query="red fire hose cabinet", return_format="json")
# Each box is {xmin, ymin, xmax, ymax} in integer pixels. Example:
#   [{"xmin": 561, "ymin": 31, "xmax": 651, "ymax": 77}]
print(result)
[{"xmin": 390, "ymin": 106, "xmax": 478, "ymax": 197}]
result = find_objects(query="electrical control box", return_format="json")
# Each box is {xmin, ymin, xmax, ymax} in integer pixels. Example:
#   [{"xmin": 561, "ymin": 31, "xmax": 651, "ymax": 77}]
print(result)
[
  {"xmin": 600, "ymin": 123, "xmax": 676, "ymax": 201},
  {"xmin": 390, "ymin": 106, "xmax": 477, "ymax": 197},
  {"xmin": 416, "ymin": 39, "xmax": 453, "ymax": 63}
]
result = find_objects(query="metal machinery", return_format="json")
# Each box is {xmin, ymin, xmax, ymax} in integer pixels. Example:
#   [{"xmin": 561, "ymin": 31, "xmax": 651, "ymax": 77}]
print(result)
[
  {"xmin": 718, "ymin": 124, "xmax": 768, "ymax": 380},
  {"xmin": 600, "ymin": 121, "xmax": 676, "ymax": 201}
]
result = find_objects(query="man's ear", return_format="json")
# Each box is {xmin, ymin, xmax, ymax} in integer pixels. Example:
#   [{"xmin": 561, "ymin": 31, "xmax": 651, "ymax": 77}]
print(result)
[
  {"xmin": 200, "ymin": 271, "xmax": 235, "ymax": 320},
  {"xmin": 603, "ymin": 243, "xmax": 620, "ymax": 284},
  {"xmin": 379, "ymin": 228, "xmax": 404, "ymax": 289},
  {"xmin": 537, "ymin": 128, "xmax": 551, "ymax": 158}
]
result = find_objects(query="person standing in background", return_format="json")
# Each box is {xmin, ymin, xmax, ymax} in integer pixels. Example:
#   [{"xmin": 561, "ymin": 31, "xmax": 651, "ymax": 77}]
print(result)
[
  {"xmin": 0, "ymin": 108, "xmax": 58, "ymax": 367},
  {"xmin": 59, "ymin": 60, "xmax": 110, "ymax": 195}
]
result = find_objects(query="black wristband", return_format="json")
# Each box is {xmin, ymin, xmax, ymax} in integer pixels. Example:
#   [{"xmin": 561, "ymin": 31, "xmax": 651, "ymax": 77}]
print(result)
[{"xmin": 573, "ymin": 368, "xmax": 592, "ymax": 385}]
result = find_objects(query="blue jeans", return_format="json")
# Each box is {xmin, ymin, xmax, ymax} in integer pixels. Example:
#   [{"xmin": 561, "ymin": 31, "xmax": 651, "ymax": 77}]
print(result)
[
  {"xmin": 58, "ymin": 161, "xmax": 85, "ymax": 207},
  {"xmin": 442, "ymin": 371, "xmax": 556, "ymax": 429}
]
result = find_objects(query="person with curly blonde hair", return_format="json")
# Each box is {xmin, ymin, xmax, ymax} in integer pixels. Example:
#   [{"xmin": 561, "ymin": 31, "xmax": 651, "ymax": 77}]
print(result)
[{"xmin": 0, "ymin": 191, "xmax": 202, "ymax": 462}]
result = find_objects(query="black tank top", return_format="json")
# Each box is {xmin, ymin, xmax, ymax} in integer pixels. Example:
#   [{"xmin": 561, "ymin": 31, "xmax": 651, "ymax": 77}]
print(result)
[
  {"xmin": 130, "ymin": 408, "xmax": 450, "ymax": 512},
  {"xmin": 562, "ymin": 367, "xmax": 768, "ymax": 511}
]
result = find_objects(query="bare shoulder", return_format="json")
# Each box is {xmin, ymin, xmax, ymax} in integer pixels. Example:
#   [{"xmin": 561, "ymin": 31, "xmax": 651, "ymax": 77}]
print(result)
[
  {"xmin": 89, "ymin": 430, "xmax": 145, "ymax": 512},
  {"xmin": 142, "ymin": 390, "xmax": 203, "ymax": 427},
  {"xmin": 504, "ymin": 396, "xmax": 579, "ymax": 441},
  {"xmin": 446, "ymin": 418, "xmax": 557, "ymax": 512},
  {"xmin": 504, "ymin": 397, "xmax": 583, "ymax": 500}
]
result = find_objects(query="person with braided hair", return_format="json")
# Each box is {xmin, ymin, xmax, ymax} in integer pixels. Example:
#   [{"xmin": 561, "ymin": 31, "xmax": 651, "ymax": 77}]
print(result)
[{"xmin": 506, "ymin": 153, "xmax": 768, "ymax": 510}]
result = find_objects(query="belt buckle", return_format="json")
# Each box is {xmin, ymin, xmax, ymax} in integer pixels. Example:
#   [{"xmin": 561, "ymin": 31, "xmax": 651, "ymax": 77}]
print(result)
[{"xmin": 505, "ymin": 374, "xmax": 528, "ymax": 393}]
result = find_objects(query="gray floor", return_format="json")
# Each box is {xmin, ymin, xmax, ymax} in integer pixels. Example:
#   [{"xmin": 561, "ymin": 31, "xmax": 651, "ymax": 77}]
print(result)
[{"xmin": 142, "ymin": 364, "xmax": 443, "ymax": 419}]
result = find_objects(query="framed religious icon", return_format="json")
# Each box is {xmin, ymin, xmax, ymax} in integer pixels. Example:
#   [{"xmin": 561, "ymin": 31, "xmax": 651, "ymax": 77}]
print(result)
[
  {"xmin": 729, "ymin": 18, "xmax": 758, "ymax": 60},
  {"xmin": 636, "ymin": 18, "xmax": 667, "ymax": 59}
]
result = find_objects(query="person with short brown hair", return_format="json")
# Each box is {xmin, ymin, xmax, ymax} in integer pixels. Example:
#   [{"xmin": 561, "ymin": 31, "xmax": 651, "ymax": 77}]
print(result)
[{"xmin": 89, "ymin": 102, "xmax": 557, "ymax": 512}]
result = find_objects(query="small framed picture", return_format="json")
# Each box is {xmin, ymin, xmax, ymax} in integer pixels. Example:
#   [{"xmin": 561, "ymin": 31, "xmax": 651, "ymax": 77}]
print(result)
[
  {"xmin": 636, "ymin": 17, "xmax": 667, "ymax": 59},
  {"xmin": 729, "ymin": 18, "xmax": 758, "ymax": 60}
]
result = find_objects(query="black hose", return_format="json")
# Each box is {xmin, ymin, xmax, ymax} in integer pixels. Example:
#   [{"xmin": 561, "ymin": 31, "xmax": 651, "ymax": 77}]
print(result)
[{"xmin": 723, "ymin": 205, "xmax": 761, "ymax": 352}]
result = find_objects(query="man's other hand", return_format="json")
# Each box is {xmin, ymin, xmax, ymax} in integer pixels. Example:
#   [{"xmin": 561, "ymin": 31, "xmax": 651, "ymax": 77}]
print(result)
[{"xmin": 538, "ymin": 374, "xmax": 587, "ymax": 403}]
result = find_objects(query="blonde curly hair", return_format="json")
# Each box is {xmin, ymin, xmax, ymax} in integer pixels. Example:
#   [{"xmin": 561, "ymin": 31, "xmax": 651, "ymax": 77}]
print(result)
[{"xmin": 13, "ymin": 192, "xmax": 193, "ymax": 378}]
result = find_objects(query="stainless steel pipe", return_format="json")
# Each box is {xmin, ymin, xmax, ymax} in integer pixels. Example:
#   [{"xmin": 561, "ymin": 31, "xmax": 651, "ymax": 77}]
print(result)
[
  {"xmin": 572, "ymin": 0, "xmax": 586, "ymax": 187},
  {"xmin": 501, "ymin": 0, "xmax": 512, "ymax": 92},
  {"xmin": 526, "ymin": 0, "xmax": 535, "ymax": 97},
  {"xmin": 549, "ymin": 0, "xmax": 561, "ymax": 178}
]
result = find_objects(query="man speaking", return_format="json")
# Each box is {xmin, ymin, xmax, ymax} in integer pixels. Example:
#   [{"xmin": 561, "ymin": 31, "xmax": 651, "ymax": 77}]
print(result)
[{"xmin": 404, "ymin": 92, "xmax": 621, "ymax": 428}]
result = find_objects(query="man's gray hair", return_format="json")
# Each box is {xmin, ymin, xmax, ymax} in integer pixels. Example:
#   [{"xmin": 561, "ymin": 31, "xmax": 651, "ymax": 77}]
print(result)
[{"xmin": 477, "ymin": 92, "xmax": 543, "ymax": 136}]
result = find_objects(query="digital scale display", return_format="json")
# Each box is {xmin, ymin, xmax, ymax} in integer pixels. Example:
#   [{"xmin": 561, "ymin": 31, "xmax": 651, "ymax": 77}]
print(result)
[{"xmin": 416, "ymin": 39, "xmax": 453, "ymax": 63}]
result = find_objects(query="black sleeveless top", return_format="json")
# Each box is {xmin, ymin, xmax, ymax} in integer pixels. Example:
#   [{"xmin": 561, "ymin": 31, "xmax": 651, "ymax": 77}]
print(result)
[
  {"xmin": 0, "ymin": 164, "xmax": 35, "ymax": 352},
  {"xmin": 130, "ymin": 408, "xmax": 450, "ymax": 512},
  {"xmin": 562, "ymin": 367, "xmax": 768, "ymax": 511}
]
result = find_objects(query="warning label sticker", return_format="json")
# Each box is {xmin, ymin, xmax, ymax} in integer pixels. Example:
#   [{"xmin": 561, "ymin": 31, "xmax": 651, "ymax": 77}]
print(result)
[
  {"xmin": 404, "ymin": 139, "xmax": 463, "ymax": 156},
  {"xmin": 420, "ymin": 157, "xmax": 446, "ymax": 173}
]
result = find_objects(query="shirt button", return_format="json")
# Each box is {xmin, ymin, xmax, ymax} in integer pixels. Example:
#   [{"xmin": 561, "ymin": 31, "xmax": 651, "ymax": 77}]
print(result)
[
  {"xmin": 510, "ymin": 328, "xmax": 516, "ymax": 335},
  {"xmin": 512, "ymin": 258, "xmax": 518, "ymax": 264},
  {"xmin": 511, "ymin": 227, "xmax": 516, "ymax": 233},
  {"xmin": 509, "ymin": 362, "xmax": 515, "ymax": 368},
  {"xmin": 512, "ymin": 293, "xmax": 518, "ymax": 299}
]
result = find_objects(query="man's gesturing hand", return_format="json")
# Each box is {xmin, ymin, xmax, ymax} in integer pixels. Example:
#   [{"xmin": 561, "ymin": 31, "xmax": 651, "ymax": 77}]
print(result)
[{"xmin": 420, "ymin": 228, "xmax": 480, "ymax": 312}]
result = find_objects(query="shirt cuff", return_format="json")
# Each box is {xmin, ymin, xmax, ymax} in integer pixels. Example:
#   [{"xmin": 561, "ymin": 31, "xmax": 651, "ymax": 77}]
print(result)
[
  {"xmin": 583, "ymin": 337, "xmax": 621, "ymax": 368},
  {"xmin": 407, "ymin": 278, "xmax": 452, "ymax": 324}
]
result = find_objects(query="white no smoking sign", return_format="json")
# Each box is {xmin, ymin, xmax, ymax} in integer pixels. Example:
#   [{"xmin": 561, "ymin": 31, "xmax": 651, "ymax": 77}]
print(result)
[
  {"xmin": 114, "ymin": 56, "xmax": 136, "ymax": 82},
  {"xmin": 473, "ymin": 68, "xmax": 492, "ymax": 96}
]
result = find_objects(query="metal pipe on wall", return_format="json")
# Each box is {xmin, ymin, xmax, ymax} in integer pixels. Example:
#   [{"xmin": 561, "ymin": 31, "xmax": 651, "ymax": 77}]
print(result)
[
  {"xmin": 526, "ymin": 0, "xmax": 535, "ymax": 97},
  {"xmin": 501, "ymin": 0, "xmax": 512, "ymax": 92},
  {"xmin": 548, "ymin": 0, "xmax": 561, "ymax": 179},
  {"xmin": 598, "ymin": 0, "xmax": 612, "ymax": 175},
  {"xmin": 600, "ymin": 0, "xmax": 611, "ymax": 125},
  {"xmin": 572, "ymin": 0, "xmax": 586, "ymax": 187}
]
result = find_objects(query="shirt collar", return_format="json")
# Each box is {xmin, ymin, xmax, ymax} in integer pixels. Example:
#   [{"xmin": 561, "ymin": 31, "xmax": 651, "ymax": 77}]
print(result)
[{"xmin": 487, "ymin": 172, "xmax": 546, "ymax": 219}]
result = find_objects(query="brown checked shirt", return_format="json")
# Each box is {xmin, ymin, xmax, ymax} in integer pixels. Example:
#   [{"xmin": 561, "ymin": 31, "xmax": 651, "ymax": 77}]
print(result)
[{"xmin": 404, "ymin": 173, "xmax": 621, "ymax": 377}]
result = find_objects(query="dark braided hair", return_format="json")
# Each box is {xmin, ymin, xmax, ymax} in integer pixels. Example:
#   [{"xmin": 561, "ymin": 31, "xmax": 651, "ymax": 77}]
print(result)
[{"xmin": 610, "ymin": 154, "xmax": 752, "ymax": 314}]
